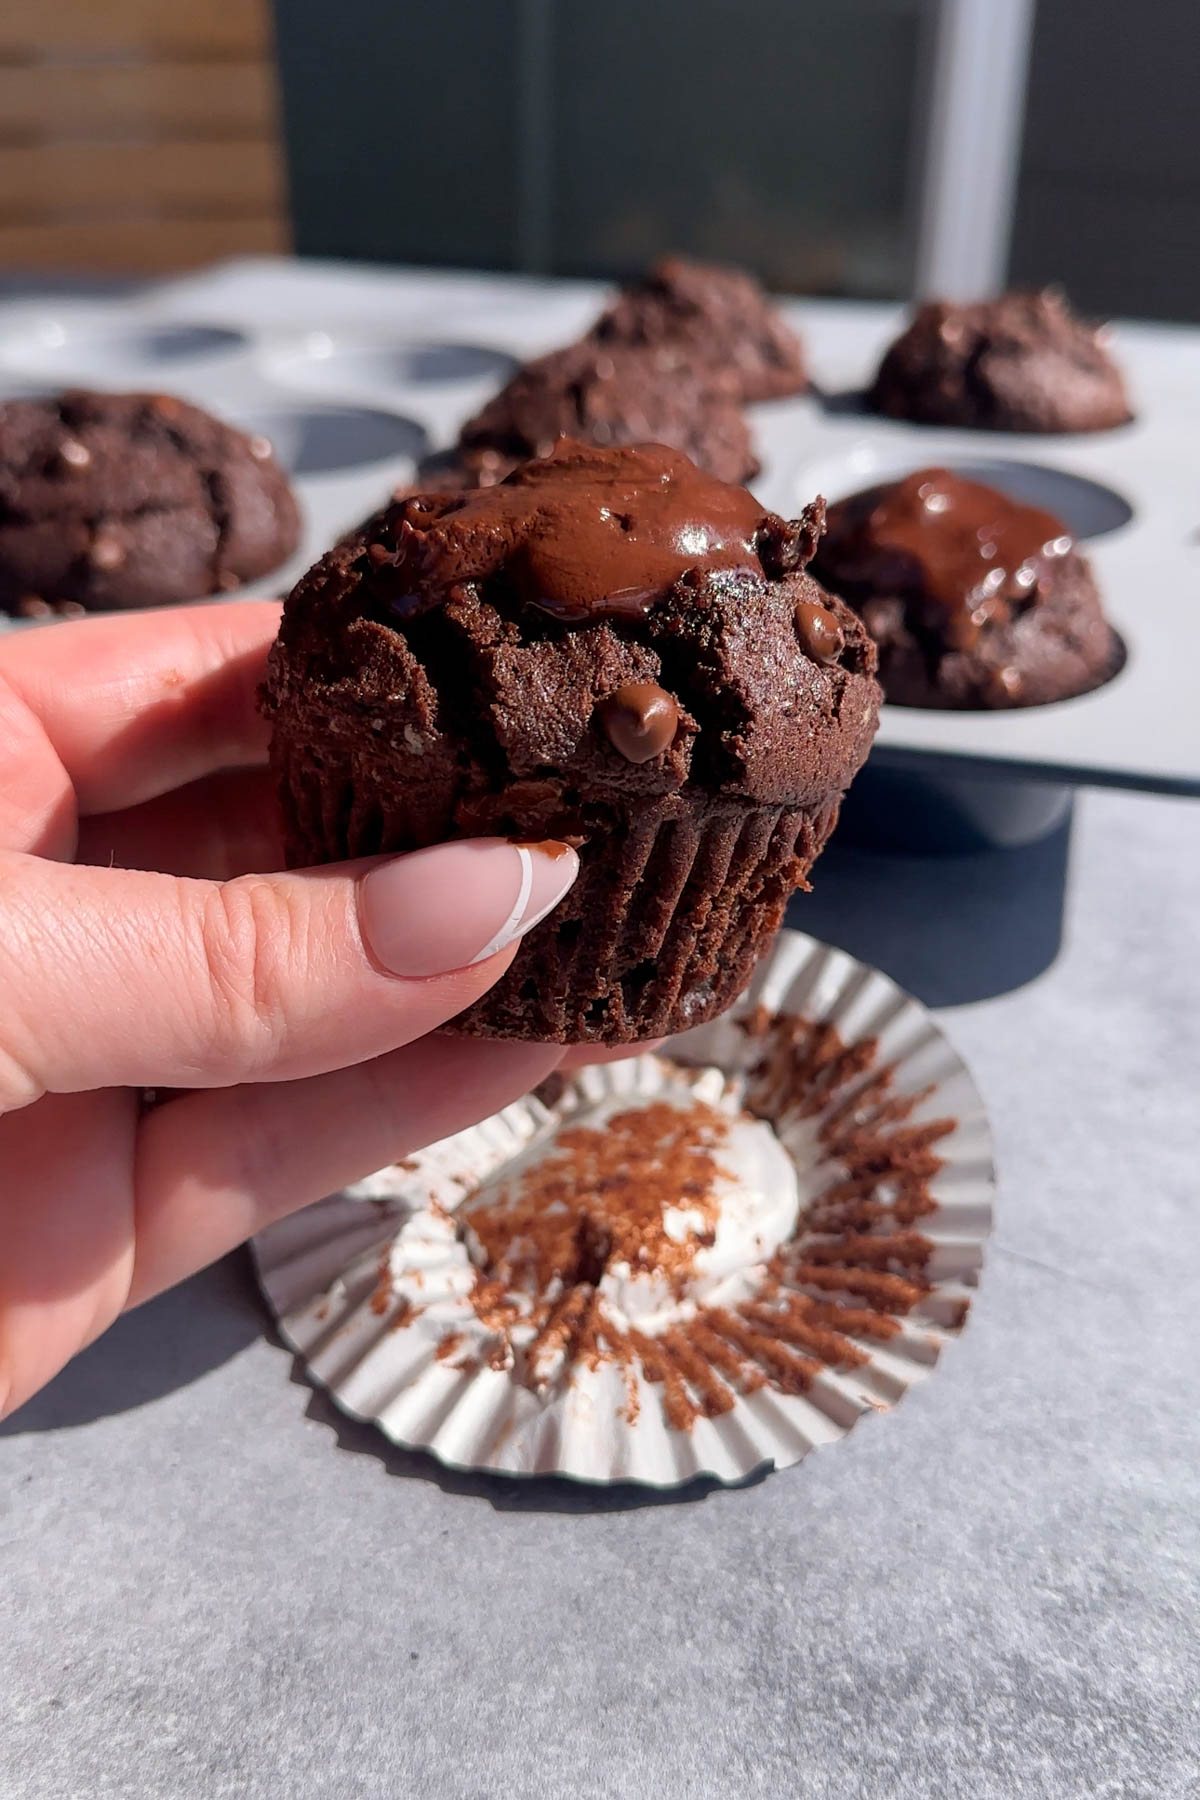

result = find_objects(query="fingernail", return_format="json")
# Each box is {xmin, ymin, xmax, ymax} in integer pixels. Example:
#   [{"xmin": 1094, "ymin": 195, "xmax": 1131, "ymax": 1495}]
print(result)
[{"xmin": 359, "ymin": 838, "xmax": 579, "ymax": 979}]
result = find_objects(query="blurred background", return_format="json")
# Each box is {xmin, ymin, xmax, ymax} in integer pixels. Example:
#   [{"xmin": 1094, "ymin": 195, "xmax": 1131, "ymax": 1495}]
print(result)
[{"xmin": 1, "ymin": 0, "xmax": 1194, "ymax": 319}]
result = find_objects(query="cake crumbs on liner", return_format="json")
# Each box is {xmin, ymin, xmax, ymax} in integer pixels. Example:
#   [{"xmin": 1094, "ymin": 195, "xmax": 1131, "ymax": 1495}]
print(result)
[{"xmin": 383, "ymin": 1014, "xmax": 956, "ymax": 1434}]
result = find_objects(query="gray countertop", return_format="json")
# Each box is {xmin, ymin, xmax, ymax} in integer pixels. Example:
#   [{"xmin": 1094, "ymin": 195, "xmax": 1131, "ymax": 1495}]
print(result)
[{"xmin": 3, "ymin": 784, "xmax": 1198, "ymax": 1800}]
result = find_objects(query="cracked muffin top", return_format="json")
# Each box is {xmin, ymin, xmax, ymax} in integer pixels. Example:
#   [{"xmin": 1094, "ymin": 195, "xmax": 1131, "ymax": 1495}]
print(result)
[
  {"xmin": 590, "ymin": 256, "xmax": 808, "ymax": 402},
  {"xmin": 813, "ymin": 466, "xmax": 1122, "ymax": 707},
  {"xmin": 453, "ymin": 338, "xmax": 760, "ymax": 488},
  {"xmin": 0, "ymin": 388, "xmax": 301, "ymax": 614},
  {"xmin": 264, "ymin": 438, "xmax": 879, "ymax": 829},
  {"xmin": 869, "ymin": 291, "xmax": 1133, "ymax": 434}
]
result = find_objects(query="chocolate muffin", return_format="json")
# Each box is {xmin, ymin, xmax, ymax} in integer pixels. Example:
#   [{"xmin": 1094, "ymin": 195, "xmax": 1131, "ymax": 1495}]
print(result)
[
  {"xmin": 813, "ymin": 467, "xmax": 1122, "ymax": 709},
  {"xmin": 869, "ymin": 291, "xmax": 1132, "ymax": 433},
  {"xmin": 591, "ymin": 256, "xmax": 808, "ymax": 402},
  {"xmin": 0, "ymin": 389, "xmax": 301, "ymax": 614},
  {"xmin": 264, "ymin": 440, "xmax": 879, "ymax": 1043},
  {"xmin": 454, "ymin": 338, "xmax": 759, "ymax": 486}
]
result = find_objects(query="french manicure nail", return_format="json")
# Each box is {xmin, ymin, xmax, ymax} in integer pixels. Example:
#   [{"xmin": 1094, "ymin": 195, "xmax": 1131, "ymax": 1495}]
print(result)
[{"xmin": 359, "ymin": 838, "xmax": 579, "ymax": 979}]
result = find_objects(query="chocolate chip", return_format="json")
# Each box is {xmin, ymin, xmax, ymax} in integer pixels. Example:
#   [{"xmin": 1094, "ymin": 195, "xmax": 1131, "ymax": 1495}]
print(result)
[
  {"xmin": 985, "ymin": 664, "xmax": 1024, "ymax": 704},
  {"xmin": 793, "ymin": 598, "xmax": 844, "ymax": 664},
  {"xmin": 88, "ymin": 531, "xmax": 125, "ymax": 571},
  {"xmin": 597, "ymin": 682, "xmax": 679, "ymax": 763},
  {"xmin": 56, "ymin": 438, "xmax": 91, "ymax": 470}
]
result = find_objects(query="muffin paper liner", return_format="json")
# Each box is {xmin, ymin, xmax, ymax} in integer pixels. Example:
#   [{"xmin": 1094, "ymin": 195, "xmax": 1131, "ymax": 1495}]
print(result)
[
  {"xmin": 253, "ymin": 929, "xmax": 993, "ymax": 1487},
  {"xmin": 271, "ymin": 719, "xmax": 845, "ymax": 1042},
  {"xmin": 453, "ymin": 796, "xmax": 837, "ymax": 1042}
]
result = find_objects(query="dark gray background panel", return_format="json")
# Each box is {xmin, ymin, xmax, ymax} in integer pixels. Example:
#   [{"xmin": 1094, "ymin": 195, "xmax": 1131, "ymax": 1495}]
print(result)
[
  {"xmin": 271, "ymin": 0, "xmax": 1200, "ymax": 321},
  {"xmin": 273, "ymin": 0, "xmax": 523, "ymax": 270},
  {"xmin": 546, "ymin": 0, "xmax": 925, "ymax": 295},
  {"xmin": 1011, "ymin": 0, "xmax": 1200, "ymax": 320},
  {"xmin": 272, "ymin": 0, "xmax": 928, "ymax": 297}
]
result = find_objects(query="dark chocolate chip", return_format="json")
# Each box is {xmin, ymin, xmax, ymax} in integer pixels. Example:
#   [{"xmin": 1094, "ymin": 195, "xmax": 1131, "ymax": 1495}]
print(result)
[
  {"xmin": 794, "ymin": 598, "xmax": 845, "ymax": 664},
  {"xmin": 56, "ymin": 438, "xmax": 91, "ymax": 471},
  {"xmin": 985, "ymin": 664, "xmax": 1024, "ymax": 704},
  {"xmin": 598, "ymin": 682, "xmax": 679, "ymax": 763},
  {"xmin": 88, "ymin": 531, "xmax": 125, "ymax": 571}
]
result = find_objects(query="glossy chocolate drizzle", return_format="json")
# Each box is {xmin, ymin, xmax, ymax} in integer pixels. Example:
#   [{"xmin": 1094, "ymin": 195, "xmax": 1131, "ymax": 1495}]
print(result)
[
  {"xmin": 820, "ymin": 467, "xmax": 1073, "ymax": 649},
  {"xmin": 372, "ymin": 439, "xmax": 770, "ymax": 624}
]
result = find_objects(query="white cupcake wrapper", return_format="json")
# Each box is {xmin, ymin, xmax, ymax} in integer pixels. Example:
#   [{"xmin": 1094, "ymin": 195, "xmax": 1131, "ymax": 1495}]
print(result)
[{"xmin": 253, "ymin": 929, "xmax": 994, "ymax": 1487}]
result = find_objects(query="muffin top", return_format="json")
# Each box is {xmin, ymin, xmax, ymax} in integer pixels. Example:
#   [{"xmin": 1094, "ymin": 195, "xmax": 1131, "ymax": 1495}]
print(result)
[
  {"xmin": 591, "ymin": 256, "xmax": 808, "ymax": 402},
  {"xmin": 813, "ymin": 467, "xmax": 1120, "ymax": 707},
  {"xmin": 869, "ymin": 291, "xmax": 1132, "ymax": 434},
  {"xmin": 455, "ymin": 338, "xmax": 759, "ymax": 486},
  {"xmin": 0, "ymin": 388, "xmax": 300, "ymax": 613},
  {"xmin": 816, "ymin": 469, "xmax": 1073, "ymax": 648},
  {"xmin": 267, "ymin": 440, "xmax": 879, "ymax": 811}
]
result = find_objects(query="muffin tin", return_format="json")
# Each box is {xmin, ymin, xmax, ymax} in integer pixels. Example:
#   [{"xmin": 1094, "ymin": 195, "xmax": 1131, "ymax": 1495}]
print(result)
[{"xmin": 0, "ymin": 259, "xmax": 1196, "ymax": 799}]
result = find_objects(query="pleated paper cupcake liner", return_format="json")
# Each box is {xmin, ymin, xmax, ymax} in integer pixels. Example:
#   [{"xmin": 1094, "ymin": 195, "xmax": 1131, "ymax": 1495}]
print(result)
[
  {"xmin": 271, "ymin": 715, "xmax": 844, "ymax": 1042},
  {"xmin": 253, "ymin": 928, "xmax": 994, "ymax": 1487},
  {"xmin": 450, "ymin": 794, "xmax": 841, "ymax": 1042}
]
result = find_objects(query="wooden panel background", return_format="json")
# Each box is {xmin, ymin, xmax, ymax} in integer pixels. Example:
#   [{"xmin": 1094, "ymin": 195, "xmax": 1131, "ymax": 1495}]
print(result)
[{"xmin": 0, "ymin": 0, "xmax": 289, "ymax": 273}]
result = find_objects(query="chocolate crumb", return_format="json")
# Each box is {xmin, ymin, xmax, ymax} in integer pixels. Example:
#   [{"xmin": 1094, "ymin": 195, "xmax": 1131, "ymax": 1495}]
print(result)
[
  {"xmin": 369, "ymin": 1253, "xmax": 392, "ymax": 1315},
  {"xmin": 383, "ymin": 1012, "xmax": 957, "ymax": 1433},
  {"xmin": 464, "ymin": 1100, "xmax": 733, "ymax": 1299},
  {"xmin": 738, "ymin": 1002, "xmax": 774, "ymax": 1039}
]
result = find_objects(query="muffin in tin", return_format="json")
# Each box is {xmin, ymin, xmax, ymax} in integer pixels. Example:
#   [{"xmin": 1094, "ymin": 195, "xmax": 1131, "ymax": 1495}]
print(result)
[
  {"xmin": 0, "ymin": 389, "xmax": 301, "ymax": 615},
  {"xmin": 264, "ymin": 439, "xmax": 880, "ymax": 1043},
  {"xmin": 812, "ymin": 466, "xmax": 1122, "ymax": 709},
  {"xmin": 869, "ymin": 291, "xmax": 1132, "ymax": 434},
  {"xmin": 590, "ymin": 255, "xmax": 808, "ymax": 402},
  {"xmin": 452, "ymin": 337, "xmax": 760, "ymax": 487}
]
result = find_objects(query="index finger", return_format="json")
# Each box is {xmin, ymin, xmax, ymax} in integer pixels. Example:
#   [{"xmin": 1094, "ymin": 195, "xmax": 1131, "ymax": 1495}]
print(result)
[{"xmin": 0, "ymin": 600, "xmax": 283, "ymax": 815}]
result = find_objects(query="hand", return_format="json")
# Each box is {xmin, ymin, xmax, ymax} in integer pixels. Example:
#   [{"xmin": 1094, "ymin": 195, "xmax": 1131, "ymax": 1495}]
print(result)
[{"xmin": 0, "ymin": 602, "xmax": 580, "ymax": 1419}]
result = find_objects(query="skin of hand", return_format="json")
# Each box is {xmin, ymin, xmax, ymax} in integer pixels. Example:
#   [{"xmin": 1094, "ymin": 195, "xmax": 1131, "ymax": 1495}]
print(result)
[{"xmin": 0, "ymin": 601, "xmax": 594, "ymax": 1420}]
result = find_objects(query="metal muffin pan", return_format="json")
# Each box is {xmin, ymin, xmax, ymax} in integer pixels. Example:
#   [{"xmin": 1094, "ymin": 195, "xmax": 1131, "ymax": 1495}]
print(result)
[
  {"xmin": 750, "ymin": 306, "xmax": 1200, "ymax": 798},
  {"xmin": 0, "ymin": 312, "xmax": 254, "ymax": 385},
  {"xmin": 260, "ymin": 328, "xmax": 519, "ymax": 393},
  {"xmin": 0, "ymin": 262, "xmax": 1196, "ymax": 800}
]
